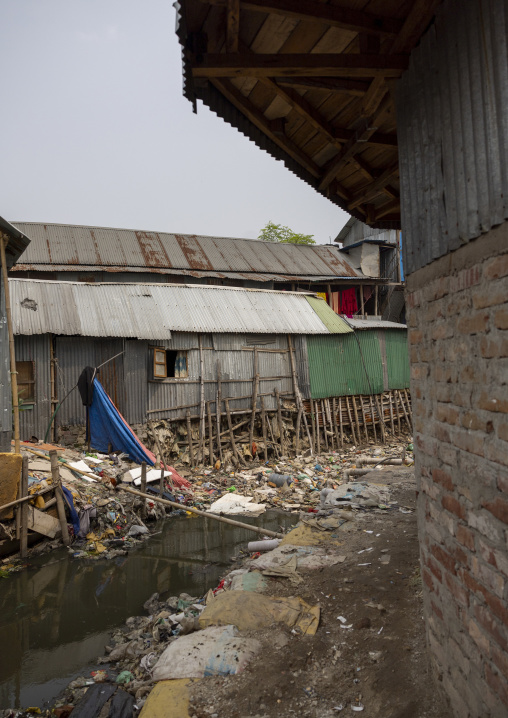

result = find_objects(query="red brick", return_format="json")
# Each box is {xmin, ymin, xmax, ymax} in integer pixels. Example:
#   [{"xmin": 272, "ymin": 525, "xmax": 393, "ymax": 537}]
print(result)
[
  {"xmin": 442, "ymin": 495, "xmax": 466, "ymax": 520},
  {"xmin": 457, "ymin": 313, "xmax": 489, "ymax": 335},
  {"xmin": 444, "ymin": 572, "xmax": 469, "ymax": 607},
  {"xmin": 461, "ymin": 411, "xmax": 493, "ymax": 433},
  {"xmin": 483, "ymin": 497, "xmax": 508, "ymax": 525},
  {"xmin": 436, "ymin": 404, "xmax": 460, "ymax": 425},
  {"xmin": 431, "ymin": 600, "xmax": 444, "ymax": 622},
  {"xmin": 468, "ymin": 617, "xmax": 491, "ymax": 656},
  {"xmin": 478, "ymin": 540, "xmax": 508, "ymax": 578},
  {"xmin": 432, "ymin": 467, "xmax": 454, "ymax": 491},
  {"xmin": 495, "ymin": 309, "xmax": 508, "ymax": 330},
  {"xmin": 478, "ymin": 392, "xmax": 508, "ymax": 413},
  {"xmin": 472, "ymin": 557, "xmax": 505, "ymax": 598},
  {"xmin": 485, "ymin": 664, "xmax": 508, "ymax": 708},
  {"xmin": 454, "ymin": 430, "xmax": 485, "ymax": 457},
  {"xmin": 473, "ymin": 284, "xmax": 507, "ymax": 309},
  {"xmin": 491, "ymin": 645, "xmax": 508, "ymax": 682},
  {"xmin": 409, "ymin": 329, "xmax": 423, "ymax": 345},
  {"xmin": 456, "ymin": 524, "xmax": 475, "ymax": 551},
  {"xmin": 431, "ymin": 544, "xmax": 457, "ymax": 574},
  {"xmin": 485, "ymin": 254, "xmax": 508, "ymax": 280},
  {"xmin": 423, "ymin": 567, "xmax": 437, "ymax": 593},
  {"xmin": 475, "ymin": 604, "xmax": 508, "ymax": 652},
  {"xmin": 498, "ymin": 423, "xmax": 508, "ymax": 442},
  {"xmin": 480, "ymin": 337, "xmax": 508, "ymax": 358}
]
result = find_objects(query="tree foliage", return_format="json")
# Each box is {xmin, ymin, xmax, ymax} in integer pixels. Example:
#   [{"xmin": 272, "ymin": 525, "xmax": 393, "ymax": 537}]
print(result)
[{"xmin": 258, "ymin": 221, "xmax": 316, "ymax": 245}]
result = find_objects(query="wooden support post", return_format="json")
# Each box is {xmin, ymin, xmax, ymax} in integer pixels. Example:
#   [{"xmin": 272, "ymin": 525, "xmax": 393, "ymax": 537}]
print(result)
[
  {"xmin": 216, "ymin": 360, "xmax": 222, "ymax": 462},
  {"xmin": 207, "ymin": 401, "xmax": 214, "ymax": 465},
  {"xmin": 400, "ymin": 390, "xmax": 412, "ymax": 432},
  {"xmin": 260, "ymin": 396, "xmax": 268, "ymax": 462},
  {"xmin": 295, "ymin": 406, "xmax": 302, "ymax": 455},
  {"xmin": 345, "ymin": 396, "xmax": 357, "ymax": 445},
  {"xmin": 148, "ymin": 420, "xmax": 175, "ymax": 491},
  {"xmin": 360, "ymin": 285, "xmax": 365, "ymax": 316},
  {"xmin": 359, "ymin": 395, "xmax": 369, "ymax": 443},
  {"xmin": 20, "ymin": 455, "xmax": 28, "ymax": 558},
  {"xmin": 198, "ymin": 334, "xmax": 206, "ymax": 464},
  {"xmin": 249, "ymin": 348, "xmax": 259, "ymax": 453},
  {"xmin": 404, "ymin": 389, "xmax": 413, "ymax": 433},
  {"xmin": 374, "ymin": 284, "xmax": 379, "ymax": 316},
  {"xmin": 337, "ymin": 397, "xmax": 344, "ymax": 448},
  {"xmin": 0, "ymin": 233, "xmax": 20, "ymax": 453},
  {"xmin": 369, "ymin": 395, "xmax": 378, "ymax": 442},
  {"xmin": 351, "ymin": 396, "xmax": 361, "ymax": 445},
  {"xmin": 287, "ymin": 334, "xmax": 313, "ymax": 454},
  {"xmin": 225, "ymin": 398, "xmax": 244, "ymax": 466},
  {"xmin": 374, "ymin": 394, "xmax": 387, "ymax": 443},
  {"xmin": 313, "ymin": 399, "xmax": 321, "ymax": 454},
  {"xmin": 331, "ymin": 398, "xmax": 340, "ymax": 449},
  {"xmin": 388, "ymin": 391, "xmax": 395, "ymax": 435},
  {"xmin": 322, "ymin": 400, "xmax": 330, "ymax": 452},
  {"xmin": 396, "ymin": 390, "xmax": 401, "ymax": 433},
  {"xmin": 275, "ymin": 388, "xmax": 284, "ymax": 455},
  {"xmin": 186, "ymin": 411, "xmax": 194, "ymax": 467},
  {"xmin": 141, "ymin": 461, "xmax": 147, "ymax": 494},
  {"xmin": 50, "ymin": 450, "xmax": 70, "ymax": 547},
  {"xmin": 310, "ymin": 400, "xmax": 316, "ymax": 454},
  {"xmin": 266, "ymin": 408, "xmax": 280, "ymax": 459}
]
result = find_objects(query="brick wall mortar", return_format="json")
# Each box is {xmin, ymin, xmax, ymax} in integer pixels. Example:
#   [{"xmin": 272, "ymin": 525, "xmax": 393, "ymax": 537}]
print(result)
[{"xmin": 407, "ymin": 226, "xmax": 508, "ymax": 717}]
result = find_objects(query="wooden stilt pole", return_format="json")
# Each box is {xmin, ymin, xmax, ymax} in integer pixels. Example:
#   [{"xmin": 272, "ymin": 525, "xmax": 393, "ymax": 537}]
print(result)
[
  {"xmin": 345, "ymin": 396, "xmax": 357, "ymax": 445},
  {"xmin": 351, "ymin": 396, "xmax": 361, "ymax": 444},
  {"xmin": 20, "ymin": 456, "xmax": 28, "ymax": 558},
  {"xmin": 50, "ymin": 450, "xmax": 70, "ymax": 546},
  {"xmin": 359, "ymin": 396, "xmax": 369, "ymax": 443},
  {"xmin": 0, "ymin": 233, "xmax": 20, "ymax": 453},
  {"xmin": 198, "ymin": 335, "xmax": 206, "ymax": 464},
  {"xmin": 216, "ymin": 361, "xmax": 222, "ymax": 462},
  {"xmin": 225, "ymin": 398, "xmax": 244, "ymax": 466},
  {"xmin": 295, "ymin": 406, "xmax": 302, "ymax": 455},
  {"xmin": 248, "ymin": 348, "xmax": 259, "ymax": 454},
  {"xmin": 275, "ymin": 388, "xmax": 284, "ymax": 455},
  {"xmin": 388, "ymin": 391, "xmax": 395, "ymax": 436},
  {"xmin": 374, "ymin": 394, "xmax": 387, "ymax": 443},
  {"xmin": 260, "ymin": 396, "xmax": 268, "ymax": 462},
  {"xmin": 141, "ymin": 461, "xmax": 147, "ymax": 494},
  {"xmin": 207, "ymin": 401, "xmax": 214, "ymax": 465},
  {"xmin": 186, "ymin": 411, "xmax": 194, "ymax": 467},
  {"xmin": 369, "ymin": 395, "xmax": 377, "ymax": 442},
  {"xmin": 404, "ymin": 389, "xmax": 413, "ymax": 432},
  {"xmin": 338, "ymin": 397, "xmax": 344, "ymax": 448}
]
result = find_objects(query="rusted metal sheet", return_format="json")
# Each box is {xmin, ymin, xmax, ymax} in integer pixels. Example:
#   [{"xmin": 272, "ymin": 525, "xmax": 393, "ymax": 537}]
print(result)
[
  {"xmin": 11, "ymin": 222, "xmax": 363, "ymax": 279},
  {"xmin": 10, "ymin": 279, "xmax": 333, "ymax": 337}
]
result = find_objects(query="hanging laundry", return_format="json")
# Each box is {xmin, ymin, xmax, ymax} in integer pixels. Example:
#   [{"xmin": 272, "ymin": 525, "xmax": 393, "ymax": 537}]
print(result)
[{"xmin": 340, "ymin": 288, "xmax": 358, "ymax": 317}]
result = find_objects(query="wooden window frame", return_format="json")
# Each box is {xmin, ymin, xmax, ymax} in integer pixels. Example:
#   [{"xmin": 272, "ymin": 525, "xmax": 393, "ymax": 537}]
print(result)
[
  {"xmin": 153, "ymin": 348, "xmax": 167, "ymax": 378},
  {"xmin": 17, "ymin": 360, "xmax": 36, "ymax": 404}
]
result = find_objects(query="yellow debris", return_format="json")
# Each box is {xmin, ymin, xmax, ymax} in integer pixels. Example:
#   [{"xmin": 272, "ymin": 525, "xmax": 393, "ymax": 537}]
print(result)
[{"xmin": 139, "ymin": 679, "xmax": 191, "ymax": 718}]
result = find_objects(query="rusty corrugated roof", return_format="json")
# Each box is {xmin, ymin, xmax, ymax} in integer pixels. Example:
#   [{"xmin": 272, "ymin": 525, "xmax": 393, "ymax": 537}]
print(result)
[{"xmin": 11, "ymin": 222, "xmax": 363, "ymax": 279}]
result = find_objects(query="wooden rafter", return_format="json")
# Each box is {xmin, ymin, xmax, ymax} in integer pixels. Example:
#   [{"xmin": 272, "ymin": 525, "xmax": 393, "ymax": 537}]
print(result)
[
  {"xmin": 390, "ymin": 0, "xmax": 442, "ymax": 53},
  {"xmin": 347, "ymin": 162, "xmax": 400, "ymax": 210},
  {"xmin": 199, "ymin": 0, "xmax": 404, "ymax": 37},
  {"xmin": 276, "ymin": 76, "xmax": 370, "ymax": 97},
  {"xmin": 190, "ymin": 53, "xmax": 409, "ymax": 78},
  {"xmin": 209, "ymin": 78, "xmax": 321, "ymax": 177},
  {"xmin": 373, "ymin": 199, "xmax": 401, "ymax": 221},
  {"xmin": 351, "ymin": 154, "xmax": 398, "ymax": 201},
  {"xmin": 318, "ymin": 93, "xmax": 392, "ymax": 191},
  {"xmin": 226, "ymin": 0, "xmax": 240, "ymax": 53}
]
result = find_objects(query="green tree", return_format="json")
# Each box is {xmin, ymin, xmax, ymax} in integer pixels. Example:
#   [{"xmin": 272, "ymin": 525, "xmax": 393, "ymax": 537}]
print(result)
[{"xmin": 258, "ymin": 221, "xmax": 316, "ymax": 245}]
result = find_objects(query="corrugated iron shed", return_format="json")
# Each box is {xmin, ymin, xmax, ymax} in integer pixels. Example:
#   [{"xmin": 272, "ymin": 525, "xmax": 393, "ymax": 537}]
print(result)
[
  {"xmin": 10, "ymin": 222, "xmax": 363, "ymax": 280},
  {"xmin": 9, "ymin": 279, "xmax": 334, "ymax": 338}
]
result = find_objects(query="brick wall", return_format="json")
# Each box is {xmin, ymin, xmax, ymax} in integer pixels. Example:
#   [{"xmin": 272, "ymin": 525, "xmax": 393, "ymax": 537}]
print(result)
[{"xmin": 406, "ymin": 223, "xmax": 508, "ymax": 717}]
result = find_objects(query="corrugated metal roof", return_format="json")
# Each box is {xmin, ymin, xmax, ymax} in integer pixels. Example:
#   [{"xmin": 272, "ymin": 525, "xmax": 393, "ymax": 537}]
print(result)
[
  {"xmin": 305, "ymin": 297, "xmax": 353, "ymax": 334},
  {"xmin": 0, "ymin": 216, "xmax": 31, "ymax": 268},
  {"xmin": 11, "ymin": 222, "xmax": 363, "ymax": 279},
  {"xmin": 345, "ymin": 318, "xmax": 407, "ymax": 330},
  {"xmin": 10, "ymin": 279, "xmax": 333, "ymax": 338}
]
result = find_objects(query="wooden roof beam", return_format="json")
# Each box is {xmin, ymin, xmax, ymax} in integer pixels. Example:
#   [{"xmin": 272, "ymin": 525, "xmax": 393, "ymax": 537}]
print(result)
[
  {"xmin": 347, "ymin": 162, "xmax": 400, "ymax": 210},
  {"xmin": 199, "ymin": 0, "xmax": 404, "ymax": 37},
  {"xmin": 275, "ymin": 76, "xmax": 370, "ymax": 96},
  {"xmin": 209, "ymin": 78, "xmax": 322, "ymax": 178},
  {"xmin": 190, "ymin": 53, "xmax": 409, "ymax": 78},
  {"xmin": 226, "ymin": 0, "xmax": 240, "ymax": 53},
  {"xmin": 390, "ymin": 0, "xmax": 442, "ymax": 54},
  {"xmin": 373, "ymin": 199, "xmax": 401, "ymax": 221}
]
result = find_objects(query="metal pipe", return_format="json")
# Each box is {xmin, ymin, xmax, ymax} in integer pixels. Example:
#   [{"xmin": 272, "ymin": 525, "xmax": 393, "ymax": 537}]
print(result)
[{"xmin": 118, "ymin": 485, "xmax": 284, "ymax": 538}]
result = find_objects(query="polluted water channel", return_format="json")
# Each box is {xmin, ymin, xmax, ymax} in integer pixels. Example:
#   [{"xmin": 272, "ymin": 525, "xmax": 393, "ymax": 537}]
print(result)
[{"xmin": 0, "ymin": 510, "xmax": 296, "ymax": 710}]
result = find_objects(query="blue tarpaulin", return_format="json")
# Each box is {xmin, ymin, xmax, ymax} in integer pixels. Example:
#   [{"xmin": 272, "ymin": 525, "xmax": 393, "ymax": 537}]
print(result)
[{"xmin": 89, "ymin": 379, "xmax": 155, "ymax": 465}]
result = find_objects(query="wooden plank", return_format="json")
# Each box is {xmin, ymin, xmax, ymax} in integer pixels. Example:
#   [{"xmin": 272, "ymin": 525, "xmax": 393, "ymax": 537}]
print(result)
[
  {"xmin": 186, "ymin": 411, "xmax": 195, "ymax": 467},
  {"xmin": 226, "ymin": 0, "xmax": 240, "ymax": 53},
  {"xmin": 20, "ymin": 456, "xmax": 28, "ymax": 558},
  {"xmin": 276, "ymin": 76, "xmax": 369, "ymax": 96},
  {"xmin": 390, "ymin": 0, "xmax": 441, "ymax": 54},
  {"xmin": 347, "ymin": 162, "xmax": 400, "ymax": 210},
  {"xmin": 27, "ymin": 506, "xmax": 61, "ymax": 539},
  {"xmin": 51, "ymin": 450, "xmax": 70, "ymax": 546},
  {"xmin": 191, "ymin": 53, "xmax": 409, "ymax": 78},
  {"xmin": 201, "ymin": 0, "xmax": 404, "ymax": 37},
  {"xmin": 260, "ymin": 396, "xmax": 268, "ymax": 462},
  {"xmin": 225, "ymin": 398, "xmax": 245, "ymax": 466}
]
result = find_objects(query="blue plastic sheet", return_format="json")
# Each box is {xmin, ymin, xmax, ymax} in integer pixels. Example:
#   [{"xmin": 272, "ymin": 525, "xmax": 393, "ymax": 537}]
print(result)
[
  {"xmin": 61, "ymin": 486, "xmax": 80, "ymax": 535},
  {"xmin": 89, "ymin": 379, "xmax": 155, "ymax": 465}
]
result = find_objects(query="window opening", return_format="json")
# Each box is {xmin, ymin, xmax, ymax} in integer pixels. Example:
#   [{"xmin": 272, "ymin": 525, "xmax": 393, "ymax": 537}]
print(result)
[
  {"xmin": 17, "ymin": 361, "xmax": 35, "ymax": 403},
  {"xmin": 152, "ymin": 349, "xmax": 188, "ymax": 379}
]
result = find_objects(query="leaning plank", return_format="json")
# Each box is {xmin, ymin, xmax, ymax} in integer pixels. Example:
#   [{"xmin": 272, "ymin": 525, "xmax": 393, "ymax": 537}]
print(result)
[{"xmin": 27, "ymin": 506, "xmax": 61, "ymax": 539}]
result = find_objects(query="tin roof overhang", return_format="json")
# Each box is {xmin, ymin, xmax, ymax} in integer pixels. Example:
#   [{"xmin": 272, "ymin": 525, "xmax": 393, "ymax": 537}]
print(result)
[{"xmin": 176, "ymin": 1, "xmax": 441, "ymax": 229}]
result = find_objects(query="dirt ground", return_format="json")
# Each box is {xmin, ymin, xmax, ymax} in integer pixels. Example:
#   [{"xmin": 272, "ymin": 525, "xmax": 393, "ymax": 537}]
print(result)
[{"xmin": 187, "ymin": 468, "xmax": 451, "ymax": 718}]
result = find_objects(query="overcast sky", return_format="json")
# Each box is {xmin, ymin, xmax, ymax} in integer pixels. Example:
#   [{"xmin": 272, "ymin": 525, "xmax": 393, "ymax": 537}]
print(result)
[{"xmin": 0, "ymin": 0, "xmax": 349, "ymax": 244}]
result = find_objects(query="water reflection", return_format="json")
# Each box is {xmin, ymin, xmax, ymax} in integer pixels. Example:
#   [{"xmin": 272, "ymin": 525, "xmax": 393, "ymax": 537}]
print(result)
[{"xmin": 0, "ymin": 511, "xmax": 296, "ymax": 709}]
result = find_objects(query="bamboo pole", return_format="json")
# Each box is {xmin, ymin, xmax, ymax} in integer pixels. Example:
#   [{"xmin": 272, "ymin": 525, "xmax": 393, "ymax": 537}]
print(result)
[
  {"xmin": 325, "ymin": 399, "xmax": 335, "ymax": 451},
  {"xmin": 216, "ymin": 360, "xmax": 222, "ymax": 462},
  {"xmin": 50, "ymin": 450, "xmax": 70, "ymax": 546},
  {"xmin": 310, "ymin": 400, "xmax": 316, "ymax": 454},
  {"xmin": 374, "ymin": 394, "xmax": 387, "ymax": 443},
  {"xmin": 20, "ymin": 456, "xmax": 28, "ymax": 558},
  {"xmin": 331, "ymin": 398, "xmax": 340, "ymax": 449},
  {"xmin": 186, "ymin": 411, "xmax": 194, "ymax": 467},
  {"xmin": 141, "ymin": 461, "xmax": 147, "ymax": 494},
  {"xmin": 148, "ymin": 420, "xmax": 175, "ymax": 491},
  {"xmin": 388, "ymin": 391, "xmax": 395, "ymax": 435},
  {"xmin": 23, "ymin": 447, "xmax": 104, "ymax": 482},
  {"xmin": 404, "ymin": 389, "xmax": 413, "ymax": 432},
  {"xmin": 359, "ymin": 396, "xmax": 369, "ymax": 443},
  {"xmin": 118, "ymin": 485, "xmax": 284, "ymax": 538},
  {"xmin": 198, "ymin": 335, "xmax": 206, "ymax": 464},
  {"xmin": 313, "ymin": 400, "xmax": 321, "ymax": 454},
  {"xmin": 369, "ymin": 395, "xmax": 377, "ymax": 442},
  {"xmin": 260, "ymin": 396, "xmax": 268, "ymax": 462},
  {"xmin": 351, "ymin": 396, "xmax": 361, "ymax": 444},
  {"xmin": 321, "ymin": 400, "xmax": 329, "ymax": 452},
  {"xmin": 207, "ymin": 401, "xmax": 214, "ymax": 465},
  {"xmin": 287, "ymin": 335, "xmax": 313, "ymax": 455},
  {"xmin": 0, "ymin": 233, "xmax": 20, "ymax": 453},
  {"xmin": 275, "ymin": 388, "xmax": 284, "ymax": 455},
  {"xmin": 400, "ymin": 390, "xmax": 412, "ymax": 432},
  {"xmin": 338, "ymin": 397, "xmax": 344, "ymax": 448},
  {"xmin": 0, "ymin": 485, "xmax": 54, "ymax": 513},
  {"xmin": 295, "ymin": 406, "xmax": 302, "ymax": 455},
  {"xmin": 266, "ymin": 409, "xmax": 280, "ymax": 459},
  {"xmin": 345, "ymin": 396, "xmax": 357, "ymax": 445},
  {"xmin": 248, "ymin": 348, "xmax": 259, "ymax": 453},
  {"xmin": 225, "ymin": 398, "xmax": 244, "ymax": 466}
]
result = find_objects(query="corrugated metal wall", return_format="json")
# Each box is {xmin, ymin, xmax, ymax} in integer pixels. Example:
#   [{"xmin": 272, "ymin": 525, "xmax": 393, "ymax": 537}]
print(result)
[
  {"xmin": 307, "ymin": 330, "xmax": 408, "ymax": 399},
  {"xmin": 0, "ymin": 278, "xmax": 10, "ymax": 449},
  {"xmin": 384, "ymin": 330, "xmax": 410, "ymax": 390},
  {"xmin": 15, "ymin": 335, "xmax": 52, "ymax": 440},
  {"xmin": 397, "ymin": 0, "xmax": 508, "ymax": 275}
]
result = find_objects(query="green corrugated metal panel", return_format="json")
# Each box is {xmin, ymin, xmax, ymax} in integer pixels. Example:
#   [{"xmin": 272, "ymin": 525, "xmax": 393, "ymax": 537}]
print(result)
[
  {"xmin": 385, "ymin": 329, "xmax": 410, "ymax": 389},
  {"xmin": 307, "ymin": 331, "xmax": 384, "ymax": 399},
  {"xmin": 305, "ymin": 296, "xmax": 353, "ymax": 334}
]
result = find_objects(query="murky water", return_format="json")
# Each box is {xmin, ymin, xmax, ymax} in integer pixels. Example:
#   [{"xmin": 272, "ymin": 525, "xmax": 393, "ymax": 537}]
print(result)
[{"xmin": 0, "ymin": 510, "xmax": 296, "ymax": 709}]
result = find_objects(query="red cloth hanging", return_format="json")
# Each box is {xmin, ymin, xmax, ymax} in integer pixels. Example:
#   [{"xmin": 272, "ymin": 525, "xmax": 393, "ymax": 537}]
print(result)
[{"xmin": 340, "ymin": 288, "xmax": 358, "ymax": 317}]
